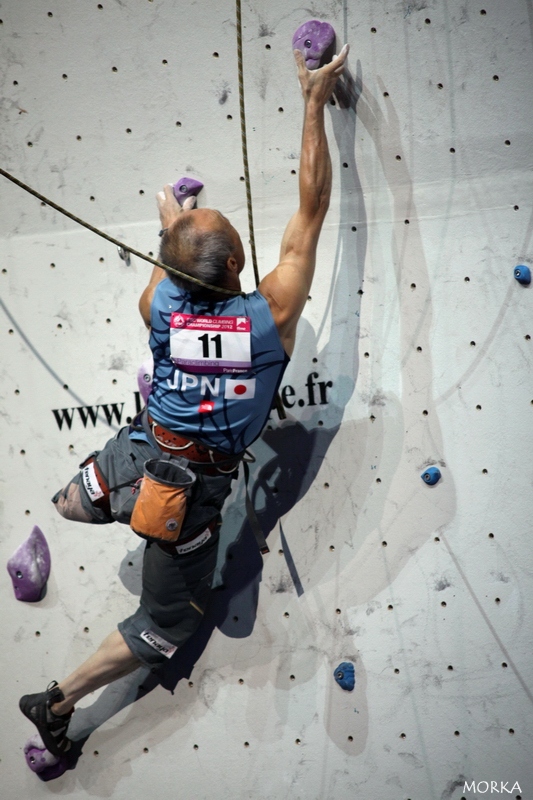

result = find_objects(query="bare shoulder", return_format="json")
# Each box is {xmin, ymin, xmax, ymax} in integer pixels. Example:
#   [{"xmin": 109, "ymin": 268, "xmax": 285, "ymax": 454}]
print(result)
[{"xmin": 259, "ymin": 254, "xmax": 313, "ymax": 357}]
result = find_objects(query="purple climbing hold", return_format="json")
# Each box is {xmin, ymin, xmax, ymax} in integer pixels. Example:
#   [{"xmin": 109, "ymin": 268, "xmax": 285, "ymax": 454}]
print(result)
[
  {"xmin": 292, "ymin": 20, "xmax": 336, "ymax": 70},
  {"xmin": 172, "ymin": 177, "xmax": 204, "ymax": 207},
  {"xmin": 7, "ymin": 526, "xmax": 51, "ymax": 602},
  {"xmin": 137, "ymin": 355, "xmax": 154, "ymax": 405},
  {"xmin": 24, "ymin": 734, "xmax": 68, "ymax": 780}
]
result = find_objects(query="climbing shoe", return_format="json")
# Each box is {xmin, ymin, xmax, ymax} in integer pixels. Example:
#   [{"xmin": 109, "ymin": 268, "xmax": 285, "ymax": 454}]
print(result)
[{"xmin": 19, "ymin": 681, "xmax": 73, "ymax": 757}]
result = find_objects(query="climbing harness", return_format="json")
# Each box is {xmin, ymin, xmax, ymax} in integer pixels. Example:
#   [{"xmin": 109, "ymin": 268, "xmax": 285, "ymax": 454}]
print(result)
[{"xmin": 133, "ymin": 409, "xmax": 269, "ymax": 553}]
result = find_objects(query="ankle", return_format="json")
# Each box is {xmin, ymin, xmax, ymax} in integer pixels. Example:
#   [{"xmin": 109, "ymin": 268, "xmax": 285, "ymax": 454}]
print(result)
[{"xmin": 50, "ymin": 700, "xmax": 74, "ymax": 716}]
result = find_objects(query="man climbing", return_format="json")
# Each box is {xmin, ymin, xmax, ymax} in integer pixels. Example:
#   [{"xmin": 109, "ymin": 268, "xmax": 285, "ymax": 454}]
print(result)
[{"xmin": 19, "ymin": 43, "xmax": 349, "ymax": 758}]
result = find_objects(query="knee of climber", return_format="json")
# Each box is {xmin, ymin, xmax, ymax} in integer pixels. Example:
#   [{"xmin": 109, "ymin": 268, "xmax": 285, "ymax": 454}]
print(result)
[{"xmin": 52, "ymin": 481, "xmax": 93, "ymax": 523}]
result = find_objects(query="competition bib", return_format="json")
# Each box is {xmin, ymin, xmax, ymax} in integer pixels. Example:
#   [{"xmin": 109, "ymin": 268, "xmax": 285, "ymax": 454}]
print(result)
[{"xmin": 169, "ymin": 313, "xmax": 252, "ymax": 374}]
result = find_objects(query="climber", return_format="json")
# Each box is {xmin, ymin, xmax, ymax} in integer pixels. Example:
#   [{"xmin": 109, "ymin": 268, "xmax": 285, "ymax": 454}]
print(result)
[{"xmin": 19, "ymin": 43, "xmax": 349, "ymax": 758}]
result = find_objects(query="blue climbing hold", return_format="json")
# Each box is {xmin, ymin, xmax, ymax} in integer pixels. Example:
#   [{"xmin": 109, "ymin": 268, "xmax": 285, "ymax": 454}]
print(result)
[
  {"xmin": 334, "ymin": 661, "xmax": 355, "ymax": 691},
  {"xmin": 514, "ymin": 265, "xmax": 531, "ymax": 285},
  {"xmin": 172, "ymin": 177, "xmax": 204, "ymax": 207},
  {"xmin": 421, "ymin": 466, "xmax": 441, "ymax": 485}
]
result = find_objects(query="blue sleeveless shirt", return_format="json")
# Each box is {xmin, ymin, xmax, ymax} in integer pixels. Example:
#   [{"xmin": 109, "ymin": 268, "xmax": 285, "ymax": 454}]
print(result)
[{"xmin": 147, "ymin": 279, "xmax": 289, "ymax": 454}]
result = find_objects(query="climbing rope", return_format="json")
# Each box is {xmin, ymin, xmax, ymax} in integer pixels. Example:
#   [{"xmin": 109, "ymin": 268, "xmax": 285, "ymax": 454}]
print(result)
[
  {"xmin": 1, "ymin": 12, "xmax": 263, "ymax": 297},
  {"xmin": 235, "ymin": 3, "xmax": 286, "ymax": 420},
  {"xmin": 235, "ymin": 0, "xmax": 260, "ymax": 288},
  {"xmin": 1, "ymin": 20, "xmax": 287, "ymax": 413},
  {"xmin": 0, "ymin": 167, "xmax": 243, "ymax": 296}
]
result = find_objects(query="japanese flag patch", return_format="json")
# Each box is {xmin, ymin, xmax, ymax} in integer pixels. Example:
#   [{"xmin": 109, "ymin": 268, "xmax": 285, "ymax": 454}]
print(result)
[{"xmin": 224, "ymin": 378, "xmax": 256, "ymax": 399}]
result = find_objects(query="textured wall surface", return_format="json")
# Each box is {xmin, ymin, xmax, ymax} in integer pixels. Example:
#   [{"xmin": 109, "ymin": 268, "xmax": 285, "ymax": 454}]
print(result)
[{"xmin": 1, "ymin": 1, "xmax": 532, "ymax": 798}]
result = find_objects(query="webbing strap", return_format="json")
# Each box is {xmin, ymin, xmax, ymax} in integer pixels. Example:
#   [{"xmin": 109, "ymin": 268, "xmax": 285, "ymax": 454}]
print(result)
[{"xmin": 243, "ymin": 460, "xmax": 269, "ymax": 554}]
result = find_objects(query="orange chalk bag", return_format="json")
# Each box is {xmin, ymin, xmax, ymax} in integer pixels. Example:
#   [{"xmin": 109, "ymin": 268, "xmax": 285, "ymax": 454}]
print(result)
[{"xmin": 130, "ymin": 457, "xmax": 196, "ymax": 543}]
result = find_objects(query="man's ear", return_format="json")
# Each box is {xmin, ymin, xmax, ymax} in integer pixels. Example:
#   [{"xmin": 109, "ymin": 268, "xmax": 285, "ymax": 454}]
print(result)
[{"xmin": 227, "ymin": 255, "xmax": 239, "ymax": 273}]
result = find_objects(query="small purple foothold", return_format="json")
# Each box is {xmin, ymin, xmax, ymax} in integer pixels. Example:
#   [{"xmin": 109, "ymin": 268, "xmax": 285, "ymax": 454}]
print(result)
[
  {"xmin": 24, "ymin": 733, "xmax": 68, "ymax": 779},
  {"xmin": 24, "ymin": 735, "xmax": 61, "ymax": 774},
  {"xmin": 7, "ymin": 526, "xmax": 51, "ymax": 602},
  {"xmin": 137, "ymin": 355, "xmax": 154, "ymax": 405},
  {"xmin": 292, "ymin": 20, "xmax": 336, "ymax": 70},
  {"xmin": 172, "ymin": 177, "xmax": 204, "ymax": 207},
  {"xmin": 23, "ymin": 735, "xmax": 69, "ymax": 780}
]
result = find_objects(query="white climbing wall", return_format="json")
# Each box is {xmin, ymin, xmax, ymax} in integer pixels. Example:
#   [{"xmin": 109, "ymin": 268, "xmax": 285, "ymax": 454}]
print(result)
[{"xmin": 1, "ymin": 0, "xmax": 532, "ymax": 797}]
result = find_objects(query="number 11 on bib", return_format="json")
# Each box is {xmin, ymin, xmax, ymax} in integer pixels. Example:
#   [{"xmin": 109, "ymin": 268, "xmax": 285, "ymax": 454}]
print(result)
[{"xmin": 169, "ymin": 313, "xmax": 252, "ymax": 374}]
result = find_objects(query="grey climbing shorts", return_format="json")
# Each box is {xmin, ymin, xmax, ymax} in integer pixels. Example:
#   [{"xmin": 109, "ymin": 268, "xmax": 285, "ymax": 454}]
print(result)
[
  {"xmin": 52, "ymin": 427, "xmax": 160, "ymax": 526},
  {"xmin": 52, "ymin": 425, "xmax": 235, "ymax": 666},
  {"xmin": 118, "ymin": 530, "xmax": 219, "ymax": 666},
  {"xmin": 118, "ymin": 469, "xmax": 234, "ymax": 666}
]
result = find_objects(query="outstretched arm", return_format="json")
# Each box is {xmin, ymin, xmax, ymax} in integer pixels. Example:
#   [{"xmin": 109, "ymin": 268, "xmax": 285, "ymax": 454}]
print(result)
[
  {"xmin": 138, "ymin": 187, "xmax": 195, "ymax": 327},
  {"xmin": 258, "ymin": 44, "xmax": 349, "ymax": 356}
]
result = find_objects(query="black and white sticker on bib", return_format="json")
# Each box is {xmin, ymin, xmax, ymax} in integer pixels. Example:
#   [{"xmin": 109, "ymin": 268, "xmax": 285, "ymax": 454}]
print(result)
[{"xmin": 170, "ymin": 313, "xmax": 251, "ymax": 374}]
